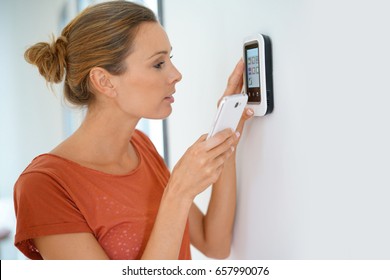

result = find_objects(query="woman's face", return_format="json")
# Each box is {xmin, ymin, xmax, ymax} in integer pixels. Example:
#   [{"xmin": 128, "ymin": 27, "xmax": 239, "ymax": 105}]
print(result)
[{"xmin": 111, "ymin": 22, "xmax": 182, "ymax": 120}]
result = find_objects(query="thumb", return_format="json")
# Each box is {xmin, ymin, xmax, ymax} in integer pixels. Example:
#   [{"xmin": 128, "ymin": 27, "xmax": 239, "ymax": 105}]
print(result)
[{"xmin": 236, "ymin": 107, "xmax": 254, "ymax": 135}]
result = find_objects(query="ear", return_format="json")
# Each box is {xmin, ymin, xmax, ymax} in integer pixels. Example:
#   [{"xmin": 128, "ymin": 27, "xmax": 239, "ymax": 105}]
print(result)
[{"xmin": 89, "ymin": 67, "xmax": 117, "ymax": 98}]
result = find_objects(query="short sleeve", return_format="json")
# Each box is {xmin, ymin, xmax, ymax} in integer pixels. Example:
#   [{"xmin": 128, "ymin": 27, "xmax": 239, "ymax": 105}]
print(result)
[{"xmin": 14, "ymin": 171, "xmax": 92, "ymax": 259}]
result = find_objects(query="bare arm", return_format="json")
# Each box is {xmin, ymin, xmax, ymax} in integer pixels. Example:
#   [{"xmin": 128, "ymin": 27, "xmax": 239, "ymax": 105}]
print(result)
[
  {"xmin": 188, "ymin": 154, "xmax": 237, "ymax": 259},
  {"xmin": 34, "ymin": 233, "xmax": 109, "ymax": 260},
  {"xmin": 189, "ymin": 59, "xmax": 254, "ymax": 259},
  {"xmin": 141, "ymin": 130, "xmax": 237, "ymax": 259}
]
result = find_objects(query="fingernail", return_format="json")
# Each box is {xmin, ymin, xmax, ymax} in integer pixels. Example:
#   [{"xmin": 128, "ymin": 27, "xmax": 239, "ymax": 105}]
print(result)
[
  {"xmin": 231, "ymin": 146, "xmax": 235, "ymax": 152},
  {"xmin": 235, "ymin": 131, "xmax": 240, "ymax": 138},
  {"xmin": 246, "ymin": 108, "xmax": 254, "ymax": 116}
]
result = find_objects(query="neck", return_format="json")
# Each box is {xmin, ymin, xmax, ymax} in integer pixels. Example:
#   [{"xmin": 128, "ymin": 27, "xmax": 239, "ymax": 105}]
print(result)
[
  {"xmin": 55, "ymin": 103, "xmax": 141, "ymax": 171},
  {"xmin": 79, "ymin": 105, "xmax": 139, "ymax": 159}
]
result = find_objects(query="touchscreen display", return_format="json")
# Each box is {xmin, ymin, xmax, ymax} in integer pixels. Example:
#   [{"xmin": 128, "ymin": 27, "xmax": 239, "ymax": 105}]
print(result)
[{"xmin": 245, "ymin": 43, "xmax": 261, "ymax": 103}]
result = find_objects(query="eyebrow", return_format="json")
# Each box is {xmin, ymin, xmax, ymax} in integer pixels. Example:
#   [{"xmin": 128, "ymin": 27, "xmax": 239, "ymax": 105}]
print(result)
[{"xmin": 148, "ymin": 47, "xmax": 172, "ymax": 59}]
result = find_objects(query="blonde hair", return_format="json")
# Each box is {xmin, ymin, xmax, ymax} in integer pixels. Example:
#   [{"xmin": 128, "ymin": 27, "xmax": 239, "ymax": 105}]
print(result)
[{"xmin": 24, "ymin": 1, "xmax": 157, "ymax": 106}]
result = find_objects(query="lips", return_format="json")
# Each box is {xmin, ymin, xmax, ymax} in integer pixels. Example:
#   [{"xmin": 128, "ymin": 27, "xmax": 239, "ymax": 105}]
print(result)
[
  {"xmin": 164, "ymin": 94, "xmax": 175, "ymax": 103},
  {"xmin": 164, "ymin": 96, "xmax": 173, "ymax": 103}
]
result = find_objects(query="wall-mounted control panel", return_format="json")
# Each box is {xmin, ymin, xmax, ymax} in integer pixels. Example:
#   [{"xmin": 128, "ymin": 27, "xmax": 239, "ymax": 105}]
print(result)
[{"xmin": 243, "ymin": 33, "xmax": 274, "ymax": 116}]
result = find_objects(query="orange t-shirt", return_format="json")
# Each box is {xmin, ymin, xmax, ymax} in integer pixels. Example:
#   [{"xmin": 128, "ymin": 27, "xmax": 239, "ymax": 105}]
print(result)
[{"xmin": 13, "ymin": 130, "xmax": 191, "ymax": 260}]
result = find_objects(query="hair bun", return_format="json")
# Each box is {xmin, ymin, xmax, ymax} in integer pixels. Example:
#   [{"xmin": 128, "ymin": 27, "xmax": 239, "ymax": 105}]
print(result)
[{"xmin": 24, "ymin": 34, "xmax": 68, "ymax": 84}]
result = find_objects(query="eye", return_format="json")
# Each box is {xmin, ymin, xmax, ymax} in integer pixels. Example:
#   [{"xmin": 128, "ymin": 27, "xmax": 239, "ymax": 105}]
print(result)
[
  {"xmin": 153, "ymin": 55, "xmax": 173, "ymax": 70},
  {"xmin": 153, "ymin": 61, "xmax": 165, "ymax": 69}
]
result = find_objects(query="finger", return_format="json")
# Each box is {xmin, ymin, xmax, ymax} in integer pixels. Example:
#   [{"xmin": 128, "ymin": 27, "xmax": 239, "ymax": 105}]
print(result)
[
  {"xmin": 213, "ymin": 143, "xmax": 235, "ymax": 169},
  {"xmin": 223, "ymin": 59, "xmax": 244, "ymax": 96},
  {"xmin": 195, "ymin": 134, "xmax": 208, "ymax": 143},
  {"xmin": 209, "ymin": 133, "xmax": 236, "ymax": 158},
  {"xmin": 236, "ymin": 107, "xmax": 254, "ymax": 135},
  {"xmin": 188, "ymin": 134, "xmax": 208, "ymax": 153},
  {"xmin": 205, "ymin": 128, "xmax": 234, "ymax": 150}
]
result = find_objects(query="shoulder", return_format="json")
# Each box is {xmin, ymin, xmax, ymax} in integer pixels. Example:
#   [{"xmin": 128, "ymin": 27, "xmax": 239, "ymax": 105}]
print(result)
[
  {"xmin": 132, "ymin": 129, "xmax": 161, "ymax": 156},
  {"xmin": 13, "ymin": 156, "xmax": 92, "ymax": 259},
  {"xmin": 20, "ymin": 154, "xmax": 71, "ymax": 175},
  {"xmin": 16, "ymin": 154, "xmax": 65, "ymax": 185},
  {"xmin": 132, "ymin": 129, "xmax": 153, "ymax": 146},
  {"xmin": 14, "ymin": 155, "xmax": 73, "ymax": 205},
  {"xmin": 131, "ymin": 129, "xmax": 169, "ymax": 173},
  {"xmin": 14, "ymin": 154, "xmax": 88, "ymax": 223}
]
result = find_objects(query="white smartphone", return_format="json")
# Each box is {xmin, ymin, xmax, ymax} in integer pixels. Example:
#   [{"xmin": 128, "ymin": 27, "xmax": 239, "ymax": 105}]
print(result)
[{"xmin": 207, "ymin": 93, "xmax": 248, "ymax": 139}]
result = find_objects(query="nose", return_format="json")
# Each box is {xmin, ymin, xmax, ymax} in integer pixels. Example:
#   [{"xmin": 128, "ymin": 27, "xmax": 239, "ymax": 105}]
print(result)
[{"xmin": 170, "ymin": 63, "xmax": 182, "ymax": 84}]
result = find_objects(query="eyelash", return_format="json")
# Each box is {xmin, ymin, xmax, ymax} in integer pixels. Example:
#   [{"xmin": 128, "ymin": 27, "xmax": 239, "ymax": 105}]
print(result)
[{"xmin": 154, "ymin": 55, "xmax": 173, "ymax": 69}]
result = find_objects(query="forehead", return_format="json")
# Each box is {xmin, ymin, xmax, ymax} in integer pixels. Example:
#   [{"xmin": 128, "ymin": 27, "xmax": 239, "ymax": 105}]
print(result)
[{"xmin": 131, "ymin": 22, "xmax": 171, "ymax": 59}]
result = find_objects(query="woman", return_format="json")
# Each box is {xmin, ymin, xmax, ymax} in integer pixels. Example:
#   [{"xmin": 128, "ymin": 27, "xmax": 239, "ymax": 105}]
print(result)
[{"xmin": 14, "ymin": 1, "xmax": 253, "ymax": 260}]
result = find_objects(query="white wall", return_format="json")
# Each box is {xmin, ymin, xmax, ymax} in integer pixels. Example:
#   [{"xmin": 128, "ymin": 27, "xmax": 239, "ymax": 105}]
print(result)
[
  {"xmin": 0, "ymin": 0, "xmax": 65, "ymax": 259},
  {"xmin": 164, "ymin": 0, "xmax": 390, "ymax": 259}
]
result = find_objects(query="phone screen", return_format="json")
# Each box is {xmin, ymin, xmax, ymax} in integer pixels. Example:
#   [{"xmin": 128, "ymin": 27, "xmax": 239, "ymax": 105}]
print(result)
[{"xmin": 245, "ymin": 43, "xmax": 261, "ymax": 103}]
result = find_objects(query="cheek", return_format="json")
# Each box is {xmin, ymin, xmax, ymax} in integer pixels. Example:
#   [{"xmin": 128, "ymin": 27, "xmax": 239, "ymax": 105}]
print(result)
[
  {"xmin": 115, "ymin": 72, "xmax": 172, "ymax": 118},
  {"xmin": 116, "ymin": 83, "xmax": 167, "ymax": 117}
]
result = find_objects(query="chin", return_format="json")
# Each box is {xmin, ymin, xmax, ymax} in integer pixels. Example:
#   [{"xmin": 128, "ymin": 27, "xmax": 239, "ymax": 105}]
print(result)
[{"xmin": 148, "ymin": 107, "xmax": 172, "ymax": 120}]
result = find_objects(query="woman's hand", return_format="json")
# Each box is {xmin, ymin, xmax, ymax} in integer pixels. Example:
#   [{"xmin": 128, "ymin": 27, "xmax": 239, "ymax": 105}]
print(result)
[
  {"xmin": 144, "ymin": 129, "xmax": 239, "ymax": 259},
  {"xmin": 219, "ymin": 59, "xmax": 254, "ymax": 143},
  {"xmin": 167, "ymin": 129, "xmax": 239, "ymax": 201},
  {"xmin": 220, "ymin": 59, "xmax": 245, "ymax": 101}
]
